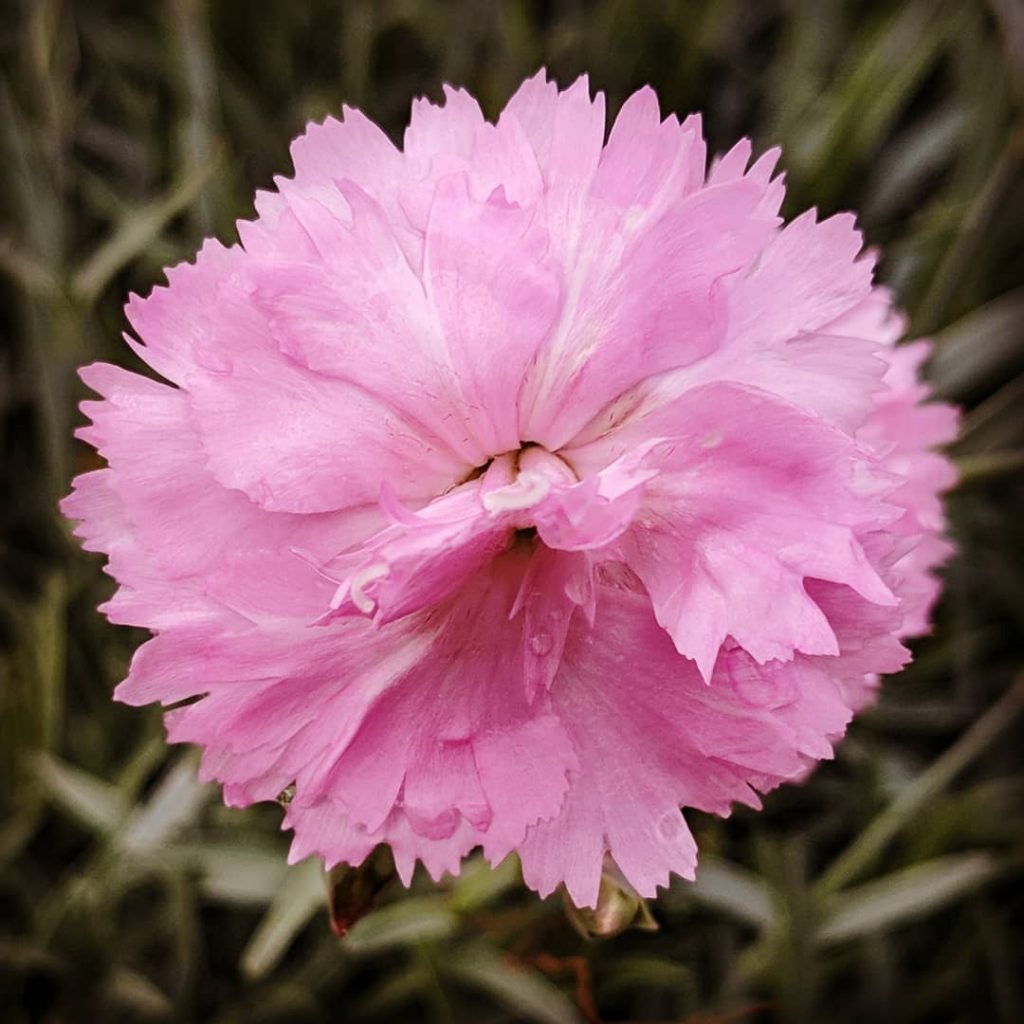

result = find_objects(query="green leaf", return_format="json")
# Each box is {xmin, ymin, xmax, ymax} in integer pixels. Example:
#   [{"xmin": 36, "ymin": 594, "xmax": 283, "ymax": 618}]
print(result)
[
  {"xmin": 344, "ymin": 896, "xmax": 457, "ymax": 956},
  {"xmin": 100, "ymin": 966, "xmax": 173, "ymax": 1020},
  {"xmin": 120, "ymin": 754, "xmax": 212, "ymax": 855},
  {"xmin": 990, "ymin": 0, "xmax": 1024, "ymax": 99},
  {"xmin": 168, "ymin": 839, "xmax": 290, "ymax": 907},
  {"xmin": 449, "ymin": 852, "xmax": 521, "ymax": 912},
  {"xmin": 3, "ymin": 575, "xmax": 67, "ymax": 805},
  {"xmin": 955, "ymin": 449, "xmax": 1024, "ymax": 488},
  {"xmin": 35, "ymin": 752, "xmax": 127, "ymax": 835},
  {"xmin": 800, "ymin": 2, "xmax": 959, "ymax": 204},
  {"xmin": 914, "ymin": 129, "xmax": 1024, "ymax": 333},
  {"xmin": 818, "ymin": 851, "xmax": 1003, "ymax": 945},
  {"xmin": 241, "ymin": 855, "xmax": 326, "ymax": 979},
  {"xmin": 596, "ymin": 954, "xmax": 698, "ymax": 1011},
  {"xmin": 818, "ymin": 679, "xmax": 1024, "ymax": 894},
  {"xmin": 445, "ymin": 946, "xmax": 584, "ymax": 1024},
  {"xmin": 929, "ymin": 287, "xmax": 1024, "ymax": 403},
  {"xmin": 69, "ymin": 145, "xmax": 222, "ymax": 305},
  {"xmin": 350, "ymin": 964, "xmax": 431, "ymax": 1019},
  {"xmin": 865, "ymin": 106, "xmax": 964, "ymax": 220},
  {"xmin": 686, "ymin": 856, "xmax": 775, "ymax": 928}
]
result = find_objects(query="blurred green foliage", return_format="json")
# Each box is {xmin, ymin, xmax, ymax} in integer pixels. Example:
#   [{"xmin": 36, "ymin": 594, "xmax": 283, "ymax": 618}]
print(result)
[{"xmin": 2, "ymin": 1, "xmax": 1023, "ymax": 1021}]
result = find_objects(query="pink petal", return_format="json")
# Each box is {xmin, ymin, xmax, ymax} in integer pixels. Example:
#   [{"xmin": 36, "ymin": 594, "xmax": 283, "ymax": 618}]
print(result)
[
  {"xmin": 424, "ymin": 173, "xmax": 562, "ymax": 454},
  {"xmin": 523, "ymin": 178, "xmax": 779, "ymax": 448},
  {"xmin": 320, "ymin": 471, "xmax": 511, "ymax": 625},
  {"xmin": 571, "ymin": 383, "xmax": 897, "ymax": 679},
  {"xmin": 520, "ymin": 581, "xmax": 853, "ymax": 906},
  {"xmin": 69, "ymin": 362, "xmax": 378, "ymax": 624},
  {"xmin": 727, "ymin": 210, "xmax": 875, "ymax": 349},
  {"xmin": 62, "ymin": 73, "xmax": 958, "ymax": 908},
  {"xmin": 124, "ymin": 242, "xmax": 469, "ymax": 514},
  {"xmin": 593, "ymin": 86, "xmax": 705, "ymax": 211}
]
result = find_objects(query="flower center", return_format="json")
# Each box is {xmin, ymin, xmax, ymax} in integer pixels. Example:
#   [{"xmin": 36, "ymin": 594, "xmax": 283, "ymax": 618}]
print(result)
[{"xmin": 479, "ymin": 445, "xmax": 577, "ymax": 514}]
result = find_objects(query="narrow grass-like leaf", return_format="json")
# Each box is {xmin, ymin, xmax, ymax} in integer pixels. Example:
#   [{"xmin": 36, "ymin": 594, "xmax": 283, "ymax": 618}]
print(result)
[
  {"xmin": 916, "ymin": 129, "xmax": 1024, "ymax": 333},
  {"xmin": 929, "ymin": 287, "xmax": 1024, "ymax": 403},
  {"xmin": 445, "ymin": 946, "xmax": 584, "ymax": 1024},
  {"xmin": 35, "ymin": 752, "xmax": 127, "ymax": 835},
  {"xmin": 818, "ymin": 677, "xmax": 1024, "ymax": 894},
  {"xmin": 344, "ymin": 896, "xmax": 457, "ymax": 955},
  {"xmin": 818, "ymin": 851, "xmax": 1003, "ymax": 944},
  {"xmin": 685, "ymin": 856, "xmax": 775, "ymax": 928},
  {"xmin": 595, "ymin": 954, "xmax": 698, "ymax": 1010},
  {"xmin": 241, "ymin": 855, "xmax": 326, "ymax": 979},
  {"xmin": 169, "ymin": 839, "xmax": 290, "ymax": 907},
  {"xmin": 121, "ymin": 754, "xmax": 211, "ymax": 855},
  {"xmin": 70, "ymin": 146, "xmax": 221, "ymax": 306},
  {"xmin": 449, "ymin": 852, "xmax": 522, "ymax": 912}
]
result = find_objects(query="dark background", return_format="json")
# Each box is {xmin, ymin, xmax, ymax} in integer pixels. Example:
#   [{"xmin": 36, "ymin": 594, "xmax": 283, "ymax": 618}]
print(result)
[{"xmin": 2, "ymin": 1, "xmax": 1023, "ymax": 1021}]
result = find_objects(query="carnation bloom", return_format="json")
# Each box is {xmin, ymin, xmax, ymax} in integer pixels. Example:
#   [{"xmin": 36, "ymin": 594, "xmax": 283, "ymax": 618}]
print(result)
[{"xmin": 63, "ymin": 72, "xmax": 957, "ymax": 907}]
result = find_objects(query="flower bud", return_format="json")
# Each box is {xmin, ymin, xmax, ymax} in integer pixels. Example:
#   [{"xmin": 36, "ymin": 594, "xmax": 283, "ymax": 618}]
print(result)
[{"xmin": 563, "ymin": 860, "xmax": 659, "ymax": 939}]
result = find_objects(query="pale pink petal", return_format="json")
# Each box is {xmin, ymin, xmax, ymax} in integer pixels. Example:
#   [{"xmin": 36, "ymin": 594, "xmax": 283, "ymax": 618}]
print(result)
[
  {"xmin": 532, "ymin": 448, "xmax": 656, "ymax": 551},
  {"xmin": 503, "ymin": 73, "xmax": 606, "ymax": 247},
  {"xmin": 243, "ymin": 188, "xmax": 483, "ymax": 466},
  {"xmin": 523, "ymin": 179, "xmax": 779, "ymax": 448},
  {"xmin": 405, "ymin": 85, "xmax": 486, "ymax": 174},
  {"xmin": 124, "ymin": 242, "xmax": 469, "ymax": 514},
  {"xmin": 424, "ymin": 173, "xmax": 562, "ymax": 454},
  {"xmin": 511, "ymin": 546, "xmax": 595, "ymax": 701},
  {"xmin": 857, "ymin": 341, "xmax": 958, "ymax": 639},
  {"xmin": 571, "ymin": 384, "xmax": 896, "ymax": 679},
  {"xmin": 469, "ymin": 115, "xmax": 545, "ymax": 207},
  {"xmin": 289, "ymin": 106, "xmax": 405, "ymax": 208},
  {"xmin": 520, "ymin": 582, "xmax": 853, "ymax": 906},
  {"xmin": 320, "ymin": 472, "xmax": 510, "ymax": 626},
  {"xmin": 727, "ymin": 210, "xmax": 876, "ymax": 349},
  {"xmin": 593, "ymin": 87, "xmax": 705, "ymax": 212},
  {"xmin": 607, "ymin": 208, "xmax": 885, "ymax": 437},
  {"xmin": 295, "ymin": 552, "xmax": 578, "ymax": 853},
  {"xmin": 70, "ymin": 362, "xmax": 378, "ymax": 623}
]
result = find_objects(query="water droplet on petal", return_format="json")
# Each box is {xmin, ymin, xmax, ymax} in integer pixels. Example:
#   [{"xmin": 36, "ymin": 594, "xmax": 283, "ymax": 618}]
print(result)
[
  {"xmin": 196, "ymin": 349, "xmax": 234, "ymax": 374},
  {"xmin": 529, "ymin": 632, "xmax": 553, "ymax": 656},
  {"xmin": 658, "ymin": 811, "xmax": 682, "ymax": 839}
]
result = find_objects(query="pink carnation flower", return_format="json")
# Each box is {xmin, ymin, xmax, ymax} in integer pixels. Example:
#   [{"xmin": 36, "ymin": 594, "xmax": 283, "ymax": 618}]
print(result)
[{"xmin": 63, "ymin": 73, "xmax": 957, "ymax": 907}]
